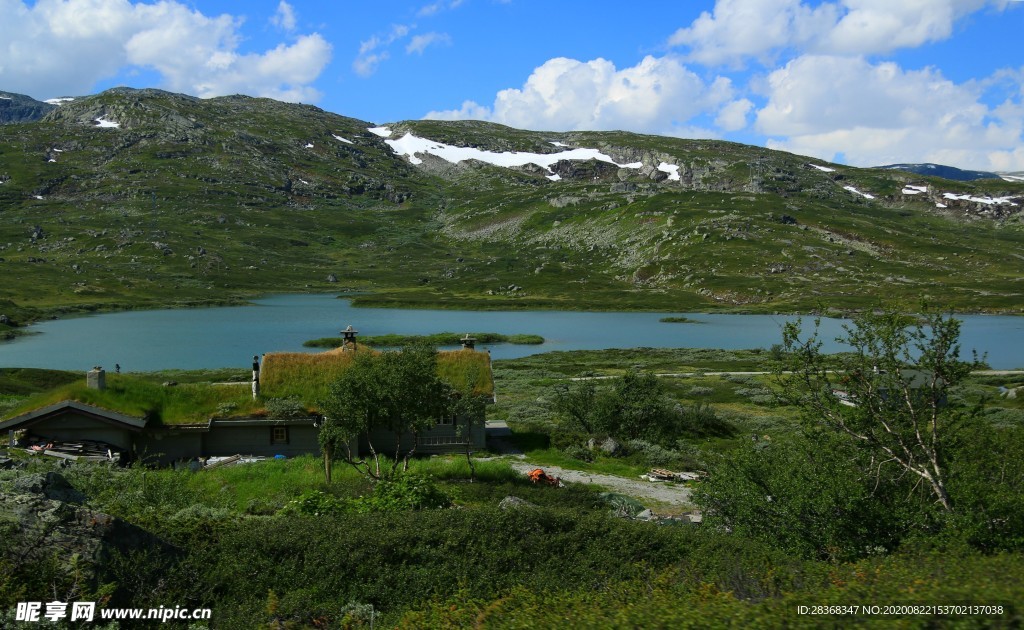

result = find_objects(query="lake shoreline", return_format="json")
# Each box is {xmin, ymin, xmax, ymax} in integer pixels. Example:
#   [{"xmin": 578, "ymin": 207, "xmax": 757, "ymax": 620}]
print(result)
[
  {"xmin": 4, "ymin": 287, "xmax": 1024, "ymax": 343},
  {"xmin": 6, "ymin": 290, "xmax": 1024, "ymax": 368},
  {"xmin": 2, "ymin": 293, "xmax": 1022, "ymax": 371}
]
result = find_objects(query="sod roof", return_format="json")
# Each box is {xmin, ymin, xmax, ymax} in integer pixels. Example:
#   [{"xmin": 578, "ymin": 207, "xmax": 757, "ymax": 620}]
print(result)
[
  {"xmin": 0, "ymin": 375, "xmax": 260, "ymax": 426},
  {"xmin": 2, "ymin": 347, "xmax": 493, "ymax": 426},
  {"xmin": 259, "ymin": 346, "xmax": 493, "ymax": 401}
]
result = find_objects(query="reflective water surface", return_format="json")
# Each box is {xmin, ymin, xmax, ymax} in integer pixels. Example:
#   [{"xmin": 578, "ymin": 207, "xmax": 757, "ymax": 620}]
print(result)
[{"xmin": 1, "ymin": 294, "xmax": 1020, "ymax": 371}]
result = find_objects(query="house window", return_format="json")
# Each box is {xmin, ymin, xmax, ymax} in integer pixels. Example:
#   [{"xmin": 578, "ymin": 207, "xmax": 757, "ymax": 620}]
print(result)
[
  {"xmin": 271, "ymin": 426, "xmax": 289, "ymax": 444},
  {"xmin": 418, "ymin": 435, "xmax": 469, "ymax": 446},
  {"xmin": 437, "ymin": 414, "xmax": 454, "ymax": 426}
]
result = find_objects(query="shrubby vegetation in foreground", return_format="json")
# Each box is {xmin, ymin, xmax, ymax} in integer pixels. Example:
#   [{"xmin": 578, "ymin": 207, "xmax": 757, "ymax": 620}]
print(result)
[
  {"xmin": 2, "ymin": 447, "xmax": 1022, "ymax": 628},
  {"xmin": 2, "ymin": 313, "xmax": 1023, "ymax": 627}
]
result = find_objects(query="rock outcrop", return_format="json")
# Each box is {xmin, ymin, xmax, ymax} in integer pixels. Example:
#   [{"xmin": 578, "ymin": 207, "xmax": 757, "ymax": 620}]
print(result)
[
  {"xmin": 0, "ymin": 92, "xmax": 56, "ymax": 124},
  {"xmin": 0, "ymin": 472, "xmax": 170, "ymax": 583}
]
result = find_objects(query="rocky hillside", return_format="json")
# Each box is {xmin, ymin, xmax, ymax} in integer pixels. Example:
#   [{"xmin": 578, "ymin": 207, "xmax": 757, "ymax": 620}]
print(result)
[
  {"xmin": 0, "ymin": 88, "xmax": 1022, "ymax": 327},
  {"xmin": 875, "ymin": 163, "xmax": 1002, "ymax": 182},
  {"xmin": 0, "ymin": 91, "xmax": 56, "ymax": 124}
]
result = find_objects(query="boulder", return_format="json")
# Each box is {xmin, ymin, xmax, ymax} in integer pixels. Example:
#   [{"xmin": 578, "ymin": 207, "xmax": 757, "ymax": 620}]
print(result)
[
  {"xmin": 1, "ymin": 472, "xmax": 172, "ymax": 585},
  {"xmin": 599, "ymin": 437, "xmax": 622, "ymax": 456},
  {"xmin": 12, "ymin": 472, "xmax": 86, "ymax": 504}
]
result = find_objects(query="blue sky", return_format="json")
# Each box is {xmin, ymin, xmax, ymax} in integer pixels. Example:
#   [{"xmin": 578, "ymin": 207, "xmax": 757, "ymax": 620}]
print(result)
[{"xmin": 2, "ymin": 0, "xmax": 1022, "ymax": 170}]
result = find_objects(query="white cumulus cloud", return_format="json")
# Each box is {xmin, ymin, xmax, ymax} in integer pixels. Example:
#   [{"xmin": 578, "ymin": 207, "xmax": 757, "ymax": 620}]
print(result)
[
  {"xmin": 671, "ymin": 0, "xmax": 1000, "ymax": 65},
  {"xmin": 426, "ymin": 55, "xmax": 736, "ymax": 137},
  {"xmin": 716, "ymin": 99, "xmax": 754, "ymax": 131},
  {"xmin": 756, "ymin": 55, "xmax": 1024, "ymax": 170},
  {"xmin": 0, "ymin": 0, "xmax": 331, "ymax": 102},
  {"xmin": 670, "ymin": 0, "xmax": 838, "ymax": 66},
  {"xmin": 271, "ymin": 1, "xmax": 297, "ymax": 32}
]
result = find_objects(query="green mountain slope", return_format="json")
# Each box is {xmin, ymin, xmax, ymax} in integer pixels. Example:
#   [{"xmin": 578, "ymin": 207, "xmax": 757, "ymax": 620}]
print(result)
[{"xmin": 0, "ymin": 88, "xmax": 1021, "ymax": 328}]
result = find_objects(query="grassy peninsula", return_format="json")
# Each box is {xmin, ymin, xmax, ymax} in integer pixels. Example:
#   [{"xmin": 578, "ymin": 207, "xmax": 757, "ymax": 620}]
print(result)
[{"xmin": 303, "ymin": 332, "xmax": 544, "ymax": 348}]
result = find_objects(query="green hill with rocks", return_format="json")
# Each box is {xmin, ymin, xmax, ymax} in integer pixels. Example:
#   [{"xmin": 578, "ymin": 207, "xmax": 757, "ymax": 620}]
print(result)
[{"xmin": 1, "ymin": 87, "xmax": 1022, "ymax": 334}]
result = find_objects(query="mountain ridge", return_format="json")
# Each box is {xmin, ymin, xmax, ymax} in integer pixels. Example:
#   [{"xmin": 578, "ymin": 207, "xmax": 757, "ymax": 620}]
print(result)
[
  {"xmin": 875, "ymin": 163, "xmax": 1002, "ymax": 182},
  {"xmin": 0, "ymin": 91, "xmax": 57, "ymax": 124},
  {"xmin": 0, "ymin": 87, "xmax": 1022, "ymax": 334}
]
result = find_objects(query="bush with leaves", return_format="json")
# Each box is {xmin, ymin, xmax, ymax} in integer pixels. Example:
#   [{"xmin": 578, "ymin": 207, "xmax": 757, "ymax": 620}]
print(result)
[
  {"xmin": 624, "ymin": 439, "xmax": 684, "ymax": 468},
  {"xmin": 279, "ymin": 489, "xmax": 350, "ymax": 517},
  {"xmin": 550, "ymin": 370, "xmax": 732, "ymax": 447},
  {"xmin": 695, "ymin": 432, "xmax": 923, "ymax": 561},
  {"xmin": 943, "ymin": 423, "xmax": 1024, "ymax": 552},
  {"xmin": 562, "ymin": 445, "xmax": 595, "ymax": 463},
  {"xmin": 354, "ymin": 473, "xmax": 452, "ymax": 512},
  {"xmin": 264, "ymin": 396, "xmax": 308, "ymax": 419},
  {"xmin": 318, "ymin": 344, "xmax": 456, "ymax": 481}
]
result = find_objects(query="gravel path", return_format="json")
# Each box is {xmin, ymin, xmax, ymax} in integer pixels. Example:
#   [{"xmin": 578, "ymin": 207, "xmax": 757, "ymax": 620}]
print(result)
[
  {"xmin": 486, "ymin": 421, "xmax": 694, "ymax": 507},
  {"xmin": 504, "ymin": 459, "xmax": 693, "ymax": 506}
]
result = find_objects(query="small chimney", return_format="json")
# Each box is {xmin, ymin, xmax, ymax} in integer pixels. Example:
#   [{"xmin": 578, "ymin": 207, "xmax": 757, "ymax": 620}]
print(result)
[
  {"xmin": 341, "ymin": 325, "xmax": 358, "ymax": 350},
  {"xmin": 251, "ymin": 354, "xmax": 261, "ymax": 400},
  {"xmin": 460, "ymin": 333, "xmax": 477, "ymax": 350},
  {"xmin": 87, "ymin": 366, "xmax": 106, "ymax": 391}
]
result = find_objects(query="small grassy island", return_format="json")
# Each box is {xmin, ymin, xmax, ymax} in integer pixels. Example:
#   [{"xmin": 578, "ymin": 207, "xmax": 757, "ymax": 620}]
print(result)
[
  {"xmin": 658, "ymin": 316, "xmax": 702, "ymax": 324},
  {"xmin": 303, "ymin": 332, "xmax": 544, "ymax": 348}
]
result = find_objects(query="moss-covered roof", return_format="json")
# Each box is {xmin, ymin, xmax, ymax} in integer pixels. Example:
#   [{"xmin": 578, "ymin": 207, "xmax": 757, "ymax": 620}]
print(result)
[
  {"xmin": 259, "ymin": 346, "xmax": 493, "ymax": 401},
  {"xmin": 3, "ymin": 347, "xmax": 493, "ymax": 426},
  {"xmin": 1, "ymin": 375, "xmax": 259, "ymax": 426}
]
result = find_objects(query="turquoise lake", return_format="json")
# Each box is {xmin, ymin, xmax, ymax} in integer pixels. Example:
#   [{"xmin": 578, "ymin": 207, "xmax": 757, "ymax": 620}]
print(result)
[{"xmin": 0, "ymin": 294, "xmax": 1021, "ymax": 370}]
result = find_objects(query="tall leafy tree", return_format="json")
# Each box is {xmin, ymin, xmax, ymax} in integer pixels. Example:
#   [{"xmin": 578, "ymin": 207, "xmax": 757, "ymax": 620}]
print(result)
[
  {"xmin": 774, "ymin": 310, "xmax": 981, "ymax": 512},
  {"xmin": 551, "ymin": 379, "xmax": 601, "ymax": 435},
  {"xmin": 318, "ymin": 344, "xmax": 454, "ymax": 481}
]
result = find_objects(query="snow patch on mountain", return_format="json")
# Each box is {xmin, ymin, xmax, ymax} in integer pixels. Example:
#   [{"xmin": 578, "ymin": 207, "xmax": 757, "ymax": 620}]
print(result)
[
  {"xmin": 808, "ymin": 163, "xmax": 835, "ymax": 172},
  {"xmin": 902, "ymin": 185, "xmax": 927, "ymax": 195},
  {"xmin": 658, "ymin": 162, "xmax": 681, "ymax": 181},
  {"xmin": 93, "ymin": 117, "xmax": 119, "ymax": 128},
  {"xmin": 844, "ymin": 185, "xmax": 875, "ymax": 200},
  {"xmin": 333, "ymin": 134, "xmax": 354, "ymax": 144},
  {"xmin": 942, "ymin": 192, "xmax": 1017, "ymax": 206},
  {"xmin": 372, "ymin": 127, "xmax": 652, "ymax": 180}
]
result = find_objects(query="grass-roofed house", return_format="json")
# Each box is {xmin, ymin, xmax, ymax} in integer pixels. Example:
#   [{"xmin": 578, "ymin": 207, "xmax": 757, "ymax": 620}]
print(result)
[{"xmin": 2, "ymin": 342, "xmax": 493, "ymax": 465}]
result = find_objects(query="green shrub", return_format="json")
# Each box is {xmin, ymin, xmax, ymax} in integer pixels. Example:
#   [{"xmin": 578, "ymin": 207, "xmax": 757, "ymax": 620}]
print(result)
[
  {"xmin": 734, "ymin": 387, "xmax": 773, "ymax": 401},
  {"xmin": 264, "ymin": 396, "xmax": 308, "ymax": 419},
  {"xmin": 355, "ymin": 474, "xmax": 452, "ymax": 512},
  {"xmin": 549, "ymin": 429, "xmax": 590, "ymax": 450},
  {"xmin": 598, "ymin": 492, "xmax": 645, "ymax": 517},
  {"xmin": 624, "ymin": 439, "xmax": 682, "ymax": 468},
  {"xmin": 279, "ymin": 490, "xmax": 350, "ymax": 517},
  {"xmin": 695, "ymin": 433, "xmax": 925, "ymax": 561},
  {"xmin": 562, "ymin": 445, "xmax": 595, "ymax": 463}
]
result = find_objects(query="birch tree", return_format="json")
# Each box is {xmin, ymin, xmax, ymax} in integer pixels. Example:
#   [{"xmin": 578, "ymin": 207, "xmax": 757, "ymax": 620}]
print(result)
[{"xmin": 775, "ymin": 311, "xmax": 980, "ymax": 512}]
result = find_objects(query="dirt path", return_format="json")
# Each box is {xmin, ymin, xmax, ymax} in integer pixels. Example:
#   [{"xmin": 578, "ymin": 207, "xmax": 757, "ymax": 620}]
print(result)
[
  {"xmin": 504, "ymin": 459, "xmax": 693, "ymax": 506},
  {"xmin": 486, "ymin": 421, "xmax": 694, "ymax": 507}
]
